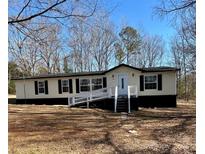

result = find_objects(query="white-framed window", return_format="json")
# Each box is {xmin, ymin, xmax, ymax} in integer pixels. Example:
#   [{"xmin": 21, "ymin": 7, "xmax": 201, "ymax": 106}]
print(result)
[
  {"xmin": 80, "ymin": 79, "xmax": 90, "ymax": 92},
  {"xmin": 92, "ymin": 78, "xmax": 102, "ymax": 90},
  {"xmin": 62, "ymin": 80, "xmax": 69, "ymax": 92},
  {"xmin": 38, "ymin": 81, "xmax": 45, "ymax": 94},
  {"xmin": 145, "ymin": 75, "xmax": 157, "ymax": 90}
]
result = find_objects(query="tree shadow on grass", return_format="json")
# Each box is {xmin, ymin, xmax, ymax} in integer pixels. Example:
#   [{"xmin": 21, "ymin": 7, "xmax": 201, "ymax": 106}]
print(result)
[
  {"xmin": 149, "ymin": 116, "xmax": 195, "ymax": 153},
  {"xmin": 9, "ymin": 105, "xmax": 196, "ymax": 154}
]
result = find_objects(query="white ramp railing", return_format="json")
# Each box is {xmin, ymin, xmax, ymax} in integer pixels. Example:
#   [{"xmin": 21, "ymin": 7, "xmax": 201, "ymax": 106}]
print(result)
[
  {"xmin": 68, "ymin": 88, "xmax": 110, "ymax": 107},
  {"xmin": 68, "ymin": 86, "xmax": 137, "ymax": 113}
]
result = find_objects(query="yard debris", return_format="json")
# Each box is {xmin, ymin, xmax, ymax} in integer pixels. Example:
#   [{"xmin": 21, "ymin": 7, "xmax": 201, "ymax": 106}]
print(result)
[{"xmin": 128, "ymin": 130, "xmax": 138, "ymax": 135}]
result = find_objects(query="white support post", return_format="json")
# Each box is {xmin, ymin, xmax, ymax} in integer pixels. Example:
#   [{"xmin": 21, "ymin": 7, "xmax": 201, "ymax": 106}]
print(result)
[
  {"xmin": 68, "ymin": 97, "xmax": 70, "ymax": 107},
  {"xmin": 114, "ymin": 86, "xmax": 118, "ymax": 112},
  {"xmin": 89, "ymin": 78, "xmax": 92, "ymax": 107},
  {"xmin": 87, "ymin": 97, "xmax": 89, "ymax": 108},
  {"xmin": 90, "ymin": 92, "xmax": 92, "ymax": 102},
  {"xmin": 90, "ymin": 78, "xmax": 92, "ymax": 101},
  {"xmin": 72, "ymin": 97, "xmax": 75, "ymax": 105},
  {"xmin": 128, "ymin": 86, "xmax": 131, "ymax": 113}
]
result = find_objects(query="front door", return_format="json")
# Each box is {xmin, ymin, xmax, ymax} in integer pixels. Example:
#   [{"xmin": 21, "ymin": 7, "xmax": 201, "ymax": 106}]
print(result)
[{"xmin": 118, "ymin": 74, "xmax": 128, "ymax": 95}]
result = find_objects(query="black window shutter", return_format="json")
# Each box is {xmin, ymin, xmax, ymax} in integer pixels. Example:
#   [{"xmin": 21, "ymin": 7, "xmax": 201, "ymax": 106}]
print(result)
[
  {"xmin": 103, "ymin": 77, "xmax": 107, "ymax": 88},
  {"xmin": 58, "ymin": 80, "xmax": 62, "ymax": 94},
  {"xmin": 76, "ymin": 79, "xmax": 80, "ymax": 93},
  {"xmin": 140, "ymin": 75, "xmax": 144, "ymax": 91},
  {"xmin": 69, "ymin": 79, "xmax": 73, "ymax": 93},
  {"xmin": 45, "ymin": 80, "xmax": 48, "ymax": 94},
  {"xmin": 34, "ymin": 81, "xmax": 38, "ymax": 95},
  {"xmin": 158, "ymin": 74, "xmax": 162, "ymax": 90}
]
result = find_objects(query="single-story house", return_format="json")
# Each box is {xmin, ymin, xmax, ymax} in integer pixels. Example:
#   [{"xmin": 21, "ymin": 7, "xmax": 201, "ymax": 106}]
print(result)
[{"xmin": 13, "ymin": 64, "xmax": 179, "ymax": 112}]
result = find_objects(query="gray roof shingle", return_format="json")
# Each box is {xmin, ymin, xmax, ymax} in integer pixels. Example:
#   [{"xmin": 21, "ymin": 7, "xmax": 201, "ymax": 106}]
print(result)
[{"xmin": 12, "ymin": 64, "xmax": 179, "ymax": 80}]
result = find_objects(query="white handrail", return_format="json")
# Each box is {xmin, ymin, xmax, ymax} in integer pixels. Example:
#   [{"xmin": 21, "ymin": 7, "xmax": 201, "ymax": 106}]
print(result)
[
  {"xmin": 128, "ymin": 85, "xmax": 138, "ymax": 97},
  {"xmin": 68, "ymin": 86, "xmax": 137, "ymax": 113},
  {"xmin": 128, "ymin": 86, "xmax": 131, "ymax": 113},
  {"xmin": 114, "ymin": 86, "xmax": 118, "ymax": 112},
  {"xmin": 68, "ymin": 87, "xmax": 109, "ymax": 106}
]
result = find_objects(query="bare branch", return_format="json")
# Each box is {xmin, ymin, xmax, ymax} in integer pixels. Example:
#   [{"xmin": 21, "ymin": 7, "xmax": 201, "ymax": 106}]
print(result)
[
  {"xmin": 159, "ymin": 0, "xmax": 195, "ymax": 14},
  {"xmin": 8, "ymin": 0, "xmax": 67, "ymax": 24},
  {"xmin": 16, "ymin": 0, "xmax": 32, "ymax": 20},
  {"xmin": 154, "ymin": 0, "xmax": 196, "ymax": 18},
  {"xmin": 40, "ymin": 2, "xmax": 97, "ymax": 19}
]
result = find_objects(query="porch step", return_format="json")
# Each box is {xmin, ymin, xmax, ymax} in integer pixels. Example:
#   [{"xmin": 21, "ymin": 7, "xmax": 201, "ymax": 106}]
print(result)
[
  {"xmin": 117, "ymin": 96, "xmax": 128, "ymax": 112},
  {"xmin": 118, "ymin": 95, "xmax": 128, "ymax": 99}
]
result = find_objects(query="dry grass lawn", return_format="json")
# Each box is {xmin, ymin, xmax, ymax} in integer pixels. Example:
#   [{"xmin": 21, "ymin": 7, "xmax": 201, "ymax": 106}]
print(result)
[{"xmin": 9, "ymin": 101, "xmax": 195, "ymax": 154}]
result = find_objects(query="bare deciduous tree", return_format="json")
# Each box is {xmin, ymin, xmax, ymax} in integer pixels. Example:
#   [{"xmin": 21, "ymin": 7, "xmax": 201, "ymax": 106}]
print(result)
[
  {"xmin": 9, "ymin": 0, "xmax": 98, "ymax": 24},
  {"xmin": 154, "ymin": 0, "xmax": 196, "ymax": 100},
  {"xmin": 89, "ymin": 17, "xmax": 116, "ymax": 71},
  {"xmin": 8, "ymin": 0, "xmax": 99, "ymax": 73},
  {"xmin": 154, "ymin": 0, "xmax": 195, "ymax": 18},
  {"xmin": 8, "ymin": 0, "xmax": 120, "ymax": 75},
  {"xmin": 38, "ymin": 24, "xmax": 62, "ymax": 73},
  {"xmin": 8, "ymin": 29, "xmax": 42, "ymax": 76},
  {"xmin": 9, "ymin": 22, "xmax": 63, "ymax": 75},
  {"xmin": 138, "ymin": 34, "xmax": 164, "ymax": 67},
  {"xmin": 67, "ymin": 13, "xmax": 116, "ymax": 72},
  {"xmin": 68, "ymin": 18, "xmax": 90, "ymax": 72},
  {"xmin": 171, "ymin": 29, "xmax": 195, "ymax": 100}
]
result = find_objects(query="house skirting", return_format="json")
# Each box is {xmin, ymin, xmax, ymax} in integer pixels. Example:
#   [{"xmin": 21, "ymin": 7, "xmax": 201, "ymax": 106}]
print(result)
[
  {"xmin": 15, "ymin": 98, "xmax": 68, "ymax": 105},
  {"xmin": 14, "ymin": 95, "xmax": 176, "ymax": 109},
  {"xmin": 137, "ymin": 95, "xmax": 177, "ymax": 108},
  {"xmin": 8, "ymin": 98, "xmax": 16, "ymax": 104}
]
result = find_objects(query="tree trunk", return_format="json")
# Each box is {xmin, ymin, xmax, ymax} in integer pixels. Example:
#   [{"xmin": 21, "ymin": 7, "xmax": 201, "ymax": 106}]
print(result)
[{"xmin": 127, "ymin": 52, "xmax": 129, "ymax": 65}]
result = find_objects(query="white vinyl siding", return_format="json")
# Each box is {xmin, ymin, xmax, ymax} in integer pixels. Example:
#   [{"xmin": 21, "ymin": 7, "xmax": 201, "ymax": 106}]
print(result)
[{"xmin": 14, "ymin": 65, "xmax": 177, "ymax": 99}]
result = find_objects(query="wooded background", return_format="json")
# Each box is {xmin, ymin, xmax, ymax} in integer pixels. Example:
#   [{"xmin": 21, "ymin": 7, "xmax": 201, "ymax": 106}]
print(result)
[{"xmin": 8, "ymin": 0, "xmax": 196, "ymax": 100}]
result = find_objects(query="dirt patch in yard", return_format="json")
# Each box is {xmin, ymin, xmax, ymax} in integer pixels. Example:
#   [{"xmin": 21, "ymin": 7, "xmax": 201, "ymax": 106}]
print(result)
[{"xmin": 9, "ymin": 102, "xmax": 195, "ymax": 154}]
